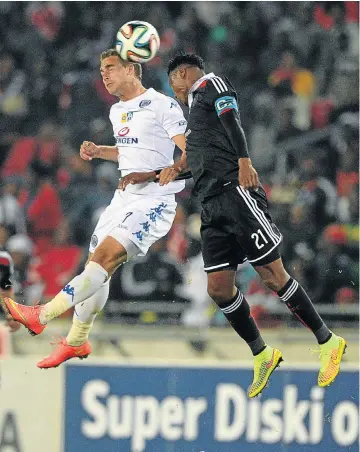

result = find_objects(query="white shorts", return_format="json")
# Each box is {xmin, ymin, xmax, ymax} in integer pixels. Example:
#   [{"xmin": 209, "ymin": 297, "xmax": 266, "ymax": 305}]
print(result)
[{"xmin": 89, "ymin": 189, "xmax": 177, "ymax": 258}]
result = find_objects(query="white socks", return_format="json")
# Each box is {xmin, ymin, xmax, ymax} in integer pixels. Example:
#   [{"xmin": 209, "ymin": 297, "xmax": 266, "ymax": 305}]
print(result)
[
  {"xmin": 66, "ymin": 279, "xmax": 110, "ymax": 346},
  {"xmin": 40, "ymin": 261, "xmax": 108, "ymax": 323},
  {"xmin": 74, "ymin": 278, "xmax": 110, "ymax": 323}
]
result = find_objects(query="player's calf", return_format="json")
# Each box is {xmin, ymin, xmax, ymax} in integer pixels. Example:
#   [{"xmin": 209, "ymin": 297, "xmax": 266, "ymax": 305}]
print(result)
[
  {"xmin": 207, "ymin": 270, "xmax": 282, "ymax": 397},
  {"xmin": 255, "ymin": 257, "xmax": 347, "ymax": 383}
]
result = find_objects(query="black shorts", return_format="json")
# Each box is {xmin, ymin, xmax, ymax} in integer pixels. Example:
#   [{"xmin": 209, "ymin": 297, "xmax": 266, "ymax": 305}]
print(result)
[{"xmin": 201, "ymin": 186, "xmax": 282, "ymax": 272}]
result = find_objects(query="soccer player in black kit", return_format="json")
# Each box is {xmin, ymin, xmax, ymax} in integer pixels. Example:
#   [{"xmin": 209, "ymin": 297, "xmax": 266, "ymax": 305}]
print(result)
[{"xmin": 159, "ymin": 53, "xmax": 346, "ymax": 397}]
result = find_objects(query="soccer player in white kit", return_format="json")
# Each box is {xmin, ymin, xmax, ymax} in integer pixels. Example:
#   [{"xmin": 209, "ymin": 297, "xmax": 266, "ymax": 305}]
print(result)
[{"xmin": 3, "ymin": 49, "xmax": 188, "ymax": 367}]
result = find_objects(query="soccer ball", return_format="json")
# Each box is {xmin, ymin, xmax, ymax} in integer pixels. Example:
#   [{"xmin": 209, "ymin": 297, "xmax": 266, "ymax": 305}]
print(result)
[{"xmin": 116, "ymin": 21, "xmax": 160, "ymax": 63}]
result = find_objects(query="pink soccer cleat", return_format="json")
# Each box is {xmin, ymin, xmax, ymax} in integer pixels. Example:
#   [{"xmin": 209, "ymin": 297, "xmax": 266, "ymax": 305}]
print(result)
[
  {"xmin": 37, "ymin": 338, "xmax": 92, "ymax": 369},
  {"xmin": 2, "ymin": 297, "xmax": 46, "ymax": 336}
]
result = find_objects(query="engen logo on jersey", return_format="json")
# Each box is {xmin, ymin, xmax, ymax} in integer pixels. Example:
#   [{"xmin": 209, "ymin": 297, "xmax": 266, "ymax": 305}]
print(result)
[
  {"xmin": 116, "ymin": 127, "xmax": 138, "ymax": 145},
  {"xmin": 118, "ymin": 127, "xmax": 130, "ymax": 136}
]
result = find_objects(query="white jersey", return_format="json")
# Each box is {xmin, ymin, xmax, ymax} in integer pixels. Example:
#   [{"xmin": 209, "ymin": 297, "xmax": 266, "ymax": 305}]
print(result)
[{"xmin": 110, "ymin": 88, "xmax": 187, "ymax": 195}]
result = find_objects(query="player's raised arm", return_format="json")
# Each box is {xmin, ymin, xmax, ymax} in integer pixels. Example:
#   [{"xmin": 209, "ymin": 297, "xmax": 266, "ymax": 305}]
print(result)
[
  {"xmin": 209, "ymin": 80, "xmax": 259, "ymax": 190},
  {"xmin": 80, "ymin": 141, "xmax": 118, "ymax": 162}
]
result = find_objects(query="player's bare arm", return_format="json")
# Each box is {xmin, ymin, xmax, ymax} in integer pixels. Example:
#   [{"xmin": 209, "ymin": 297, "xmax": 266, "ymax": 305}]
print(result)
[
  {"xmin": 80, "ymin": 141, "xmax": 118, "ymax": 162},
  {"xmin": 119, "ymin": 171, "xmax": 157, "ymax": 190},
  {"xmin": 158, "ymin": 134, "xmax": 188, "ymax": 185},
  {"xmin": 120, "ymin": 134, "xmax": 189, "ymax": 189}
]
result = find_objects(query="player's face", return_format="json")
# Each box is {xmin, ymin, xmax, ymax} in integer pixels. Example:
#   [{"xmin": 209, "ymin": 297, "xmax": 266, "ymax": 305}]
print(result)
[
  {"xmin": 169, "ymin": 69, "xmax": 189, "ymax": 105},
  {"xmin": 100, "ymin": 56, "xmax": 128, "ymax": 95}
]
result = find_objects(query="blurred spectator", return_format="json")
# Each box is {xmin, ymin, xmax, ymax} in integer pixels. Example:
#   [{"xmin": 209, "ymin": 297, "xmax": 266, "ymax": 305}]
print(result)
[
  {"xmin": 0, "ymin": 225, "xmax": 9, "ymax": 249},
  {"xmin": 25, "ymin": 160, "xmax": 63, "ymax": 255},
  {"xmin": 248, "ymin": 92, "xmax": 277, "ymax": 173},
  {"xmin": 6, "ymin": 233, "xmax": 33, "ymax": 300},
  {"xmin": 68, "ymin": 161, "xmax": 118, "ymax": 245},
  {"xmin": 61, "ymin": 153, "xmax": 94, "ymax": 233},
  {"xmin": 31, "ymin": 220, "xmax": 82, "ymax": 301},
  {"xmin": 316, "ymin": 2, "xmax": 359, "ymax": 107},
  {"xmin": 276, "ymin": 103, "xmax": 302, "ymax": 142},
  {"xmin": 25, "ymin": 2, "xmax": 64, "ymax": 43},
  {"xmin": 334, "ymin": 113, "xmax": 359, "ymax": 197},
  {"xmin": 0, "ymin": 52, "xmax": 28, "ymax": 157},
  {"xmin": 0, "ymin": 181, "xmax": 27, "ymax": 236},
  {"xmin": 269, "ymin": 50, "xmax": 315, "ymax": 129},
  {"xmin": 109, "ymin": 238, "xmax": 187, "ymax": 303},
  {"xmin": 1, "ymin": 120, "xmax": 61, "ymax": 178},
  {"xmin": 0, "ymin": 52, "xmax": 27, "ymax": 118},
  {"xmin": 290, "ymin": 154, "xmax": 337, "ymax": 247},
  {"xmin": 180, "ymin": 213, "xmax": 212, "ymax": 328},
  {"xmin": 167, "ymin": 204, "xmax": 188, "ymax": 263},
  {"xmin": 310, "ymin": 224, "xmax": 357, "ymax": 304}
]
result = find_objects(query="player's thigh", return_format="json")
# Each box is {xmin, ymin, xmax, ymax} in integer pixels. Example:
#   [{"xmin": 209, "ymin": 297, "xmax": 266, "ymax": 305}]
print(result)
[
  {"xmin": 201, "ymin": 218, "xmax": 244, "ymax": 273},
  {"xmin": 231, "ymin": 186, "xmax": 282, "ymax": 265},
  {"xmin": 88, "ymin": 191, "xmax": 139, "ymax": 274},
  {"xmin": 89, "ymin": 192, "xmax": 124, "ymax": 254},
  {"xmin": 108, "ymin": 195, "xmax": 177, "ymax": 258}
]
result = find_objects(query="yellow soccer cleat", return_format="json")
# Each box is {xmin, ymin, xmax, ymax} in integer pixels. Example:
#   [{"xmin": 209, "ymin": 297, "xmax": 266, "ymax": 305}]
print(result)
[
  {"xmin": 248, "ymin": 345, "xmax": 283, "ymax": 398},
  {"xmin": 316, "ymin": 334, "xmax": 347, "ymax": 387}
]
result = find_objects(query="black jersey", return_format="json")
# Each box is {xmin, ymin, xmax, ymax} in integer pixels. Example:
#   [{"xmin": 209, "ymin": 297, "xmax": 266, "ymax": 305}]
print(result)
[
  {"xmin": 0, "ymin": 250, "xmax": 13, "ymax": 290},
  {"xmin": 186, "ymin": 74, "xmax": 241, "ymax": 201}
]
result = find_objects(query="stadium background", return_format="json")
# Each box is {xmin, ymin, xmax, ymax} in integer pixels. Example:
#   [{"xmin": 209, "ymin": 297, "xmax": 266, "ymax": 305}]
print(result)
[{"xmin": 0, "ymin": 2, "xmax": 358, "ymax": 451}]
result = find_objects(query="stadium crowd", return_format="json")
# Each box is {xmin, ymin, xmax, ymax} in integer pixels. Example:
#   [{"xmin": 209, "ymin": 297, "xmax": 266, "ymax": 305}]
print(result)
[{"xmin": 0, "ymin": 1, "xmax": 358, "ymax": 327}]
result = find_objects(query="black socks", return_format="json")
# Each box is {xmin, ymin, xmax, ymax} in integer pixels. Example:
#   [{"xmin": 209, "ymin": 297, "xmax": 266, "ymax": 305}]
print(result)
[
  {"xmin": 219, "ymin": 290, "xmax": 266, "ymax": 355},
  {"xmin": 277, "ymin": 278, "xmax": 332, "ymax": 344}
]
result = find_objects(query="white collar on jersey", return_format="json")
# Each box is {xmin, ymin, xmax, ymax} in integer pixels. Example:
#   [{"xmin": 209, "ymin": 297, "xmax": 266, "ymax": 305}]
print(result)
[{"xmin": 188, "ymin": 72, "xmax": 215, "ymax": 109}]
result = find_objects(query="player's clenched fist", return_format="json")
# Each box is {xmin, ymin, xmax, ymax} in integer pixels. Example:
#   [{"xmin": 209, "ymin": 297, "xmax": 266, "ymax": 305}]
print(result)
[{"xmin": 80, "ymin": 141, "xmax": 100, "ymax": 161}]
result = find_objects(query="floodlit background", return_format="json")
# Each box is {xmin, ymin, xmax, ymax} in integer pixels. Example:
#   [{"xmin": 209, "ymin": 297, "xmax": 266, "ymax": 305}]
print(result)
[{"xmin": 0, "ymin": 2, "xmax": 359, "ymax": 452}]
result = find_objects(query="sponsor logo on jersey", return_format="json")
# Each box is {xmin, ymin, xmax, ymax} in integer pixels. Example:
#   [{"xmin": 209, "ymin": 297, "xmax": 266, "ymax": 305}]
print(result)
[
  {"xmin": 178, "ymin": 120, "xmax": 187, "ymax": 126},
  {"xmin": 170, "ymin": 101, "xmax": 178, "ymax": 109},
  {"xmin": 116, "ymin": 127, "xmax": 138, "ymax": 144},
  {"xmin": 116, "ymin": 137, "xmax": 139, "ymax": 144},
  {"xmin": 121, "ymin": 112, "xmax": 134, "ymax": 123},
  {"xmin": 214, "ymin": 96, "xmax": 238, "ymax": 116},
  {"xmin": 139, "ymin": 100, "xmax": 151, "ymax": 108},
  {"xmin": 118, "ymin": 127, "xmax": 130, "ymax": 136}
]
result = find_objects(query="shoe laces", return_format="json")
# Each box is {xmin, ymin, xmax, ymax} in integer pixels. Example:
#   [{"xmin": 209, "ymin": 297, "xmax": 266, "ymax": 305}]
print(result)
[{"xmin": 310, "ymin": 347, "xmax": 333, "ymax": 362}]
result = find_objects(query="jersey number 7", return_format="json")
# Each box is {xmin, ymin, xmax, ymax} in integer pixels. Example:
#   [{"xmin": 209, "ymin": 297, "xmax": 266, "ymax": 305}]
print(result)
[{"xmin": 122, "ymin": 212, "xmax": 133, "ymax": 223}]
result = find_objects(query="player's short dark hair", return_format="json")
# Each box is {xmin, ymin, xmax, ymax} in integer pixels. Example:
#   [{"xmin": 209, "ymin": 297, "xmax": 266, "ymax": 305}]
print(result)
[
  {"xmin": 100, "ymin": 48, "xmax": 142, "ymax": 80},
  {"xmin": 167, "ymin": 52, "xmax": 205, "ymax": 75}
]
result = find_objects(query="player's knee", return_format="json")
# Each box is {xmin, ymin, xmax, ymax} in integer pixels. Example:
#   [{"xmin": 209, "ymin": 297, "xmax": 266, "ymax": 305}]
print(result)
[
  {"xmin": 262, "ymin": 277, "xmax": 284, "ymax": 292},
  {"xmin": 92, "ymin": 247, "xmax": 125, "ymax": 275},
  {"xmin": 207, "ymin": 283, "xmax": 232, "ymax": 305}
]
